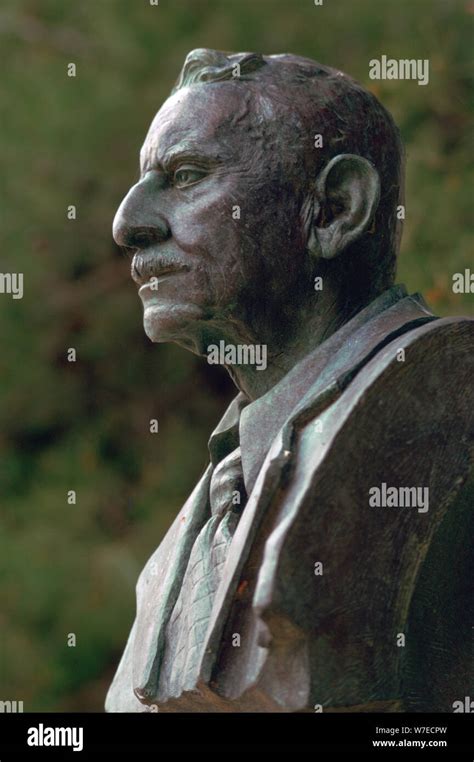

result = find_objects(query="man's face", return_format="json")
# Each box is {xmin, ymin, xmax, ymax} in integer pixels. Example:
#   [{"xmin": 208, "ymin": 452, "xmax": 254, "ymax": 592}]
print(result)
[{"xmin": 113, "ymin": 83, "xmax": 310, "ymax": 355}]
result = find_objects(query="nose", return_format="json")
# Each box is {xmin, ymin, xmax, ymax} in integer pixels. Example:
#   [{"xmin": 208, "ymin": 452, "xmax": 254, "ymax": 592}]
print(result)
[{"xmin": 112, "ymin": 175, "xmax": 171, "ymax": 250}]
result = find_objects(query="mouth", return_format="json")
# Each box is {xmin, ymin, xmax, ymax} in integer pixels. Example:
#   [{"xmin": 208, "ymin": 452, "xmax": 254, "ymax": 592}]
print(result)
[
  {"xmin": 138, "ymin": 268, "xmax": 188, "ymax": 295},
  {"xmin": 131, "ymin": 251, "xmax": 190, "ymax": 289}
]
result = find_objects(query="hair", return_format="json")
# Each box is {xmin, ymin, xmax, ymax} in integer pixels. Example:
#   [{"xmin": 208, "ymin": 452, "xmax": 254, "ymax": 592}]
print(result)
[{"xmin": 173, "ymin": 48, "xmax": 404, "ymax": 313}]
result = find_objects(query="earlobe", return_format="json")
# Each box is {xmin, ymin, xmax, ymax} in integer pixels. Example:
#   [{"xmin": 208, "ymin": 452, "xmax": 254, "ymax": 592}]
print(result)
[{"xmin": 309, "ymin": 154, "xmax": 380, "ymax": 260}]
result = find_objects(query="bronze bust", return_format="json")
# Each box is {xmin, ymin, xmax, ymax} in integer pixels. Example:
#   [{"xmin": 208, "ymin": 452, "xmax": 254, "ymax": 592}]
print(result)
[{"xmin": 106, "ymin": 49, "xmax": 473, "ymax": 713}]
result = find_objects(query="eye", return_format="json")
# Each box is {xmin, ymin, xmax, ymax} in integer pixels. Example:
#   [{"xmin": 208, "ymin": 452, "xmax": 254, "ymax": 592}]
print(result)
[{"xmin": 173, "ymin": 165, "xmax": 207, "ymax": 188}]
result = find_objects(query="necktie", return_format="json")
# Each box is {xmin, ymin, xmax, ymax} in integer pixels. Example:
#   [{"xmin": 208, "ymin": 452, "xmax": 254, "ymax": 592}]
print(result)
[{"xmin": 158, "ymin": 445, "xmax": 247, "ymax": 698}]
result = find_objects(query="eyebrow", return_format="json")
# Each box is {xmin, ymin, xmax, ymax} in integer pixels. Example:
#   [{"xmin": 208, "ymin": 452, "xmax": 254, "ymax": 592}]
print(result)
[
  {"xmin": 163, "ymin": 143, "xmax": 203, "ymax": 164},
  {"xmin": 140, "ymin": 141, "xmax": 223, "ymax": 175}
]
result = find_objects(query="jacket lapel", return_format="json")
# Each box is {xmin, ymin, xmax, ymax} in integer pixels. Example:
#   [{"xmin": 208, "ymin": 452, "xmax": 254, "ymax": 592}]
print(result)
[{"xmin": 132, "ymin": 465, "xmax": 212, "ymax": 700}]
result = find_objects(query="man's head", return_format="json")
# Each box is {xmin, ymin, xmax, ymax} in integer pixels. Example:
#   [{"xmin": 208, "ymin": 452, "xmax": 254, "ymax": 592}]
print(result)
[{"xmin": 113, "ymin": 48, "xmax": 403, "ymax": 360}]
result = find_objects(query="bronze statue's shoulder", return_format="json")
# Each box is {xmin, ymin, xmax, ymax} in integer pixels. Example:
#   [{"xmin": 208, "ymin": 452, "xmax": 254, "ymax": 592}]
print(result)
[{"xmin": 251, "ymin": 314, "xmax": 474, "ymax": 709}]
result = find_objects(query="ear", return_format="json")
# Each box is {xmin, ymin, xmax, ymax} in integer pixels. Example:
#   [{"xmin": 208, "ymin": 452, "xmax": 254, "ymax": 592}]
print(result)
[{"xmin": 308, "ymin": 154, "xmax": 380, "ymax": 260}]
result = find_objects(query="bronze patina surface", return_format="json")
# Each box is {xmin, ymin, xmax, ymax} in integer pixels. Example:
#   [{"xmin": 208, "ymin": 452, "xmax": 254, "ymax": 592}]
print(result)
[{"xmin": 106, "ymin": 50, "xmax": 473, "ymax": 712}]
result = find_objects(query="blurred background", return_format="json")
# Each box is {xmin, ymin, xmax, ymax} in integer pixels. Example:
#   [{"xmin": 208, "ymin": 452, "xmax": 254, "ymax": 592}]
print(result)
[{"xmin": 1, "ymin": 0, "xmax": 472, "ymax": 711}]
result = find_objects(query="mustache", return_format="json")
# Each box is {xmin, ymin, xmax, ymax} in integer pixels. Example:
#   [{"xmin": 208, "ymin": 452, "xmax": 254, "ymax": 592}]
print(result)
[{"xmin": 131, "ymin": 250, "xmax": 190, "ymax": 285}]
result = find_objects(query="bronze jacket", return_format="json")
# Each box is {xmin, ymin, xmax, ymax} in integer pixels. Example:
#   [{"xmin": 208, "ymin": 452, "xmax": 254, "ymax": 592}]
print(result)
[{"xmin": 106, "ymin": 285, "xmax": 474, "ymax": 712}]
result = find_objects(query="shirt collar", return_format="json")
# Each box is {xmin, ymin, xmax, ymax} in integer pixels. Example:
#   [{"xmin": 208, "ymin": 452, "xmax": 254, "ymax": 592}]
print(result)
[{"xmin": 207, "ymin": 392, "xmax": 248, "ymax": 466}]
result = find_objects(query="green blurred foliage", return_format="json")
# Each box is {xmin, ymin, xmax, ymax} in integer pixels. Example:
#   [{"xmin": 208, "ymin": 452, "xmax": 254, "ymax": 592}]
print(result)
[{"xmin": 0, "ymin": 0, "xmax": 472, "ymax": 710}]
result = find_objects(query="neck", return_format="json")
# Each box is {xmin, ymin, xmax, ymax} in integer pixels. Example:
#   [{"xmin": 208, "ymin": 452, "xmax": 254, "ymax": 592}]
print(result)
[{"xmin": 222, "ymin": 285, "xmax": 352, "ymax": 401}]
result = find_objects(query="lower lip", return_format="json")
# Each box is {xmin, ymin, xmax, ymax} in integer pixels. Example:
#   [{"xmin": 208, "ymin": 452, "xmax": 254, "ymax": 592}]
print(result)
[{"xmin": 138, "ymin": 271, "xmax": 187, "ymax": 295}]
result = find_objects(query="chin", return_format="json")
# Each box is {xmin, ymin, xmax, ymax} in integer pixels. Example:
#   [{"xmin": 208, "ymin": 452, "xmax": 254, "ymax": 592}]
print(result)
[{"xmin": 142, "ymin": 302, "xmax": 206, "ymax": 352}]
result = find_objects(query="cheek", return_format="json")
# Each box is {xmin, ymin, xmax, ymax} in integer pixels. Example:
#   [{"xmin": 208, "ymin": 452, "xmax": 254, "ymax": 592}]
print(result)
[
  {"xmin": 168, "ymin": 184, "xmax": 248, "ymax": 264},
  {"xmin": 166, "ymin": 178, "xmax": 306, "ymax": 298}
]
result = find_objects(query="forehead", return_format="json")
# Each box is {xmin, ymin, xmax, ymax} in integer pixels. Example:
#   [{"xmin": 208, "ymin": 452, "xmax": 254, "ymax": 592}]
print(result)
[{"xmin": 140, "ymin": 84, "xmax": 256, "ymax": 165}]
